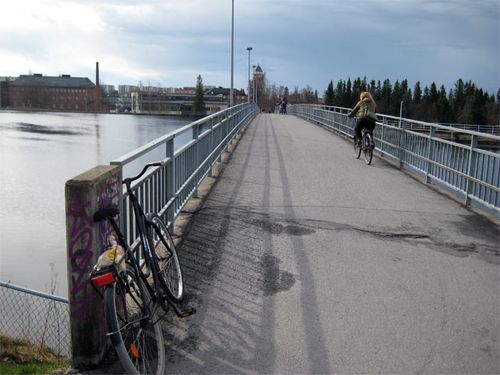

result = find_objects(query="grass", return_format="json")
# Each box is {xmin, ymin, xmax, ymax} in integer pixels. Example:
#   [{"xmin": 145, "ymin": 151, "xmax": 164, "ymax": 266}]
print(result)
[{"xmin": 0, "ymin": 334, "xmax": 70, "ymax": 375}]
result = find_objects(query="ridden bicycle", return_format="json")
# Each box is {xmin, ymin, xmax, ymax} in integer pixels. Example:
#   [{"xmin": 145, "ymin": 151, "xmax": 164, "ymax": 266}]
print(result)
[
  {"xmin": 354, "ymin": 128, "xmax": 374, "ymax": 165},
  {"xmin": 89, "ymin": 161, "xmax": 194, "ymax": 375}
]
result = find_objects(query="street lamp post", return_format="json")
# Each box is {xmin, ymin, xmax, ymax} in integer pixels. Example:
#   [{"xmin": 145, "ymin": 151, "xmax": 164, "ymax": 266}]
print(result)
[
  {"xmin": 230, "ymin": 0, "xmax": 234, "ymax": 107},
  {"xmin": 246, "ymin": 47, "xmax": 252, "ymax": 103}
]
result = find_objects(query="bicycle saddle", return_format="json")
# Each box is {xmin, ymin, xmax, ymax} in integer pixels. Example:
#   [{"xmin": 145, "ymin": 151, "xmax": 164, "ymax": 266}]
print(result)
[{"xmin": 93, "ymin": 206, "xmax": 119, "ymax": 222}]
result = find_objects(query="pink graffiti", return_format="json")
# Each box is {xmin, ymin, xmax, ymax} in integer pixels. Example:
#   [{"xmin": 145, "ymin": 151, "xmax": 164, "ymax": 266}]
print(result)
[
  {"xmin": 67, "ymin": 178, "xmax": 120, "ymax": 328},
  {"xmin": 97, "ymin": 177, "xmax": 119, "ymax": 209},
  {"xmin": 67, "ymin": 193, "xmax": 94, "ymax": 325},
  {"xmin": 97, "ymin": 178, "xmax": 120, "ymax": 250}
]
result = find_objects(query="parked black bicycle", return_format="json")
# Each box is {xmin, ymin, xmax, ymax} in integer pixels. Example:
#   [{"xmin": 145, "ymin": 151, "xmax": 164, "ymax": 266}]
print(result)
[
  {"xmin": 89, "ymin": 161, "xmax": 194, "ymax": 375},
  {"xmin": 354, "ymin": 128, "xmax": 374, "ymax": 165}
]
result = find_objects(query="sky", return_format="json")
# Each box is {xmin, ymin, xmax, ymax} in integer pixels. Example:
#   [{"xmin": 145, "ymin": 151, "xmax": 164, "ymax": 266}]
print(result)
[{"xmin": 1, "ymin": 0, "xmax": 499, "ymax": 96}]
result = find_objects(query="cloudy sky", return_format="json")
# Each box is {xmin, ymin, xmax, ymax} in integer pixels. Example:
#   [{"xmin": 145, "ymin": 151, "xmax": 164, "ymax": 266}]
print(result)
[{"xmin": 1, "ymin": 0, "xmax": 499, "ymax": 95}]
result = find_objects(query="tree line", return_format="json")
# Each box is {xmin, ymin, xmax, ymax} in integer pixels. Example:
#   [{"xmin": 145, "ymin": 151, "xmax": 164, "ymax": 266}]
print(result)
[
  {"xmin": 323, "ymin": 77, "xmax": 499, "ymax": 125},
  {"xmin": 195, "ymin": 74, "xmax": 498, "ymax": 125}
]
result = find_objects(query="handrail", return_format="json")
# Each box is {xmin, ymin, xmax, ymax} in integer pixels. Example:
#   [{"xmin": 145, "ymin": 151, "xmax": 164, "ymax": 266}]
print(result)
[
  {"xmin": 303, "ymin": 104, "xmax": 500, "ymax": 140},
  {"xmin": 0, "ymin": 280, "xmax": 68, "ymax": 303},
  {"xmin": 289, "ymin": 104, "xmax": 500, "ymax": 217},
  {"xmin": 110, "ymin": 103, "xmax": 259, "ymax": 244}
]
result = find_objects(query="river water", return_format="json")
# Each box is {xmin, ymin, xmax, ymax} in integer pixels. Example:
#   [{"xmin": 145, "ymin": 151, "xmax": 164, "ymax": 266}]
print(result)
[{"xmin": 0, "ymin": 111, "xmax": 193, "ymax": 297}]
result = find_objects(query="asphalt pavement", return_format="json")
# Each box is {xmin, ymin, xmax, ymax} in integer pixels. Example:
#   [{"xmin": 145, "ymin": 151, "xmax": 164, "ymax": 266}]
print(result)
[{"xmin": 157, "ymin": 113, "xmax": 499, "ymax": 374}]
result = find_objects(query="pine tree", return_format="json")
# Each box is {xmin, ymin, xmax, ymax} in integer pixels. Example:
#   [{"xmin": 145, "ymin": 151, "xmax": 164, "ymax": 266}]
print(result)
[
  {"xmin": 413, "ymin": 82, "xmax": 422, "ymax": 104},
  {"xmin": 429, "ymin": 82, "xmax": 439, "ymax": 103},
  {"xmin": 347, "ymin": 78, "xmax": 355, "ymax": 106},
  {"xmin": 193, "ymin": 75, "xmax": 206, "ymax": 116},
  {"xmin": 324, "ymin": 81, "xmax": 334, "ymax": 106},
  {"xmin": 436, "ymin": 86, "xmax": 453, "ymax": 122}
]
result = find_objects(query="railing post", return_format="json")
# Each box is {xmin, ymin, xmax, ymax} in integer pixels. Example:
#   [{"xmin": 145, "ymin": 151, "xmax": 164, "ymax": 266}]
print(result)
[
  {"xmin": 464, "ymin": 134, "xmax": 478, "ymax": 206},
  {"xmin": 208, "ymin": 118, "xmax": 215, "ymax": 177},
  {"xmin": 65, "ymin": 165, "xmax": 122, "ymax": 370},
  {"xmin": 425, "ymin": 126, "xmax": 435, "ymax": 184},
  {"xmin": 166, "ymin": 138, "xmax": 175, "ymax": 229},
  {"xmin": 398, "ymin": 119, "xmax": 406, "ymax": 169},
  {"xmin": 192, "ymin": 123, "xmax": 200, "ymax": 198},
  {"xmin": 380, "ymin": 118, "xmax": 386, "ymax": 158}
]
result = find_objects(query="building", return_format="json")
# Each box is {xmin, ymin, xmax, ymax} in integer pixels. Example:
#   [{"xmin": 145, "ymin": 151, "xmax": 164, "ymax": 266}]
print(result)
[
  {"xmin": 100, "ymin": 84, "xmax": 116, "ymax": 95},
  {"xmin": 7, "ymin": 74, "xmax": 97, "ymax": 111},
  {"xmin": 129, "ymin": 87, "xmax": 247, "ymax": 115},
  {"xmin": 175, "ymin": 87, "xmax": 197, "ymax": 95},
  {"xmin": 252, "ymin": 65, "xmax": 266, "ymax": 111},
  {"xmin": 118, "ymin": 85, "xmax": 139, "ymax": 96},
  {"xmin": 0, "ymin": 76, "xmax": 14, "ymax": 108},
  {"xmin": 204, "ymin": 87, "xmax": 247, "ymax": 106}
]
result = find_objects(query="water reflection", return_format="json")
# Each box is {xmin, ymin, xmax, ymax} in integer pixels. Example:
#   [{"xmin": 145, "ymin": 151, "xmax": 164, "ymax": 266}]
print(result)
[{"xmin": 0, "ymin": 111, "xmax": 193, "ymax": 296}]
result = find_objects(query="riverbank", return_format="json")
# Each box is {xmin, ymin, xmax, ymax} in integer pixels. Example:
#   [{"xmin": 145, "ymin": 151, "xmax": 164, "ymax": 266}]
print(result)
[{"xmin": 0, "ymin": 334, "xmax": 69, "ymax": 375}]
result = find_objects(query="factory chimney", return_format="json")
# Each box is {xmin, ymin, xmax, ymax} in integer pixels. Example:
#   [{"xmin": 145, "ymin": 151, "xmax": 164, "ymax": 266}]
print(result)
[{"xmin": 95, "ymin": 61, "xmax": 100, "ymax": 112}]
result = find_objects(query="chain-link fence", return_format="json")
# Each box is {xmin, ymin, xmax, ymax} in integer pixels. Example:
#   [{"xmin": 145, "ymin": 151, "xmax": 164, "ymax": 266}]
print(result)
[{"xmin": 0, "ymin": 281, "xmax": 71, "ymax": 357}]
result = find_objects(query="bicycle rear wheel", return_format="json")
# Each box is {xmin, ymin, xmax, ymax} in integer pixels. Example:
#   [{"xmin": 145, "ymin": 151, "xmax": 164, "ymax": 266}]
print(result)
[
  {"xmin": 105, "ymin": 269, "xmax": 166, "ymax": 375},
  {"xmin": 147, "ymin": 213, "xmax": 184, "ymax": 303},
  {"xmin": 354, "ymin": 137, "xmax": 362, "ymax": 159},
  {"xmin": 364, "ymin": 133, "xmax": 373, "ymax": 165}
]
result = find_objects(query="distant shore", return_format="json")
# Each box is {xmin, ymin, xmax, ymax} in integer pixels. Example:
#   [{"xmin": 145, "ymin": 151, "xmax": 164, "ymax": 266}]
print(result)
[{"xmin": 0, "ymin": 108, "xmax": 205, "ymax": 120}]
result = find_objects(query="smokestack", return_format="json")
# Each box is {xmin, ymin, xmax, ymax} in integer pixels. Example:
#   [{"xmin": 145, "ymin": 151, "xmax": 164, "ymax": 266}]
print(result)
[{"xmin": 95, "ymin": 61, "xmax": 100, "ymax": 112}]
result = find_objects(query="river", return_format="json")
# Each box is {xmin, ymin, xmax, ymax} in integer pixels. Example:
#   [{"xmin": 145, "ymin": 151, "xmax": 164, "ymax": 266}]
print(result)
[{"xmin": 0, "ymin": 111, "xmax": 194, "ymax": 297}]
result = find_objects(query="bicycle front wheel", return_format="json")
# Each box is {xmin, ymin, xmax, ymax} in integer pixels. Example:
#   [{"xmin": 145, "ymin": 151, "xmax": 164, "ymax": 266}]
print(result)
[
  {"xmin": 363, "ymin": 133, "xmax": 373, "ymax": 165},
  {"xmin": 105, "ymin": 270, "xmax": 166, "ymax": 375},
  {"xmin": 147, "ymin": 214, "xmax": 184, "ymax": 303}
]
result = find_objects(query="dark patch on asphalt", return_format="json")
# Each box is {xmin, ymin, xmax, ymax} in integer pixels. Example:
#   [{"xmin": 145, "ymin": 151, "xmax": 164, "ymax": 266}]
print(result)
[
  {"xmin": 429, "ymin": 240, "xmax": 500, "ymax": 263},
  {"xmin": 357, "ymin": 229, "xmax": 431, "ymax": 240},
  {"xmin": 247, "ymin": 217, "xmax": 315, "ymax": 236},
  {"xmin": 261, "ymin": 254, "xmax": 296, "ymax": 296},
  {"xmin": 450, "ymin": 214, "xmax": 499, "ymax": 241},
  {"xmin": 356, "ymin": 226, "xmax": 499, "ymax": 263}
]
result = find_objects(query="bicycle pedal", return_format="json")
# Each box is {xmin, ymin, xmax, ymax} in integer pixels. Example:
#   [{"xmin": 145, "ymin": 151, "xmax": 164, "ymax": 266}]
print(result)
[{"xmin": 178, "ymin": 307, "xmax": 196, "ymax": 318}]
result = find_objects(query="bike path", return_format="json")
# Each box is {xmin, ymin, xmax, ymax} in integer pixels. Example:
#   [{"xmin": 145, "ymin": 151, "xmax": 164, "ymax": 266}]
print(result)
[{"xmin": 166, "ymin": 113, "xmax": 499, "ymax": 374}]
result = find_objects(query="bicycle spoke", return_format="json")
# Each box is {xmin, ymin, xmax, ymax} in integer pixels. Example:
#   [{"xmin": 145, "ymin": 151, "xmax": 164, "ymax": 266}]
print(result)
[
  {"xmin": 105, "ymin": 270, "xmax": 166, "ymax": 374},
  {"xmin": 147, "ymin": 214, "xmax": 184, "ymax": 303}
]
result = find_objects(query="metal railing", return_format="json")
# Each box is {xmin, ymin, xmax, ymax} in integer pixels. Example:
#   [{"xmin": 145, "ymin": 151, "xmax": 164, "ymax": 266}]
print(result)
[
  {"xmin": 289, "ymin": 104, "xmax": 500, "ymax": 217},
  {"xmin": 111, "ymin": 102, "xmax": 259, "ymax": 246},
  {"xmin": 0, "ymin": 281, "xmax": 71, "ymax": 357},
  {"xmin": 440, "ymin": 123, "xmax": 500, "ymax": 135},
  {"xmin": 0, "ymin": 104, "xmax": 258, "ymax": 361}
]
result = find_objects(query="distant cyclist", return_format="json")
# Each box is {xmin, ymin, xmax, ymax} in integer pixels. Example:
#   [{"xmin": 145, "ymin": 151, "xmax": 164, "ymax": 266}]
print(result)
[
  {"xmin": 279, "ymin": 97, "xmax": 287, "ymax": 114},
  {"xmin": 347, "ymin": 91, "xmax": 377, "ymax": 146}
]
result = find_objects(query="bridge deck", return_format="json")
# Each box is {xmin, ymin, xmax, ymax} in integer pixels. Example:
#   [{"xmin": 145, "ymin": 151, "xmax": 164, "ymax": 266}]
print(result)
[{"xmin": 168, "ymin": 114, "xmax": 499, "ymax": 374}]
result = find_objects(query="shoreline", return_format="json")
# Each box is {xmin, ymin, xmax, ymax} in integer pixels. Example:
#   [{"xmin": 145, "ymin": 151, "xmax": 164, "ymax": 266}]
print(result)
[{"xmin": 0, "ymin": 108, "xmax": 205, "ymax": 119}]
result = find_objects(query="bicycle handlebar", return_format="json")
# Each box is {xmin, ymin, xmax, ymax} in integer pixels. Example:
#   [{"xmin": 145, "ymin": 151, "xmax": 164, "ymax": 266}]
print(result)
[{"xmin": 123, "ymin": 161, "xmax": 166, "ymax": 185}]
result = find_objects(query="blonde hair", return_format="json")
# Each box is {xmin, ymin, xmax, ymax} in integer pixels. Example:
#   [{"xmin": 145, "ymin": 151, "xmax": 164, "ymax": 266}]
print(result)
[{"xmin": 360, "ymin": 91, "xmax": 374, "ymax": 101}]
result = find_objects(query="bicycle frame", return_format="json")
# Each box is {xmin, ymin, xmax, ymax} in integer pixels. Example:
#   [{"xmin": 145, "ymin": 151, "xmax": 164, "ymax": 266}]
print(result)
[
  {"xmin": 91, "ymin": 162, "xmax": 166, "ymax": 302},
  {"xmin": 91, "ymin": 161, "xmax": 193, "ymax": 318}
]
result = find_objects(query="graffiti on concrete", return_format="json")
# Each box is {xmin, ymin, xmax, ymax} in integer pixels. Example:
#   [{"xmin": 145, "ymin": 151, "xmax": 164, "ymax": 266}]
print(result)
[
  {"xmin": 67, "ymin": 193, "xmax": 94, "ymax": 325},
  {"xmin": 96, "ymin": 177, "xmax": 120, "ymax": 252},
  {"xmin": 67, "ymin": 176, "xmax": 120, "ymax": 326}
]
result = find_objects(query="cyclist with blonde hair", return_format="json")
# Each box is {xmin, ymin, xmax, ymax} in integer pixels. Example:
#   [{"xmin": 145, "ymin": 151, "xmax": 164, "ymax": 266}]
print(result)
[{"xmin": 347, "ymin": 91, "xmax": 377, "ymax": 147}]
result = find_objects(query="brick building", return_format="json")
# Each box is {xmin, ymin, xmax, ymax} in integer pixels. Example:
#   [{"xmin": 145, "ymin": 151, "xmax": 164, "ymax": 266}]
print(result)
[
  {"xmin": 7, "ymin": 74, "xmax": 97, "ymax": 111},
  {"xmin": 252, "ymin": 65, "xmax": 266, "ymax": 111}
]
